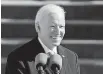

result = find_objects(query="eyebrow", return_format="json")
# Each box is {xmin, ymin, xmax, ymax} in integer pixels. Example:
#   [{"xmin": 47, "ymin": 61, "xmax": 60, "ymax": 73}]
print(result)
[{"xmin": 51, "ymin": 23, "xmax": 65, "ymax": 27}]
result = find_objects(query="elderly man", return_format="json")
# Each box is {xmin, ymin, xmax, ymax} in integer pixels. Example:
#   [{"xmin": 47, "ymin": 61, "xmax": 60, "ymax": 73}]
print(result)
[{"xmin": 5, "ymin": 4, "xmax": 80, "ymax": 74}]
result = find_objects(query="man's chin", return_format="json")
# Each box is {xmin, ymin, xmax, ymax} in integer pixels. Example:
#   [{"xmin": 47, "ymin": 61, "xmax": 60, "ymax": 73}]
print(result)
[{"xmin": 52, "ymin": 42, "xmax": 61, "ymax": 46}]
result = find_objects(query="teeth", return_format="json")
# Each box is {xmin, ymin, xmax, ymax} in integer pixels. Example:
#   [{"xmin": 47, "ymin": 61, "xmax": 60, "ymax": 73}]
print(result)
[{"xmin": 53, "ymin": 37, "xmax": 59, "ymax": 38}]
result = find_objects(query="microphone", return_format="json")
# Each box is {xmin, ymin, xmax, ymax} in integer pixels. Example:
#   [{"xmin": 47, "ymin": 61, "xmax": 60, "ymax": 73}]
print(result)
[
  {"xmin": 35, "ymin": 53, "xmax": 49, "ymax": 74},
  {"xmin": 49, "ymin": 54, "xmax": 62, "ymax": 74}
]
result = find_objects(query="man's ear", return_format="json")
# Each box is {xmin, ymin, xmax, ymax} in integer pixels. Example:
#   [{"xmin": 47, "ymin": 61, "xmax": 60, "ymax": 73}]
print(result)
[{"xmin": 35, "ymin": 22, "xmax": 40, "ymax": 33}]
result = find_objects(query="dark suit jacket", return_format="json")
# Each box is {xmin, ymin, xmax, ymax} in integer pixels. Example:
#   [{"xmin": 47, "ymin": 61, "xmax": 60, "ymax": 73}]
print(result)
[{"xmin": 5, "ymin": 37, "xmax": 80, "ymax": 74}]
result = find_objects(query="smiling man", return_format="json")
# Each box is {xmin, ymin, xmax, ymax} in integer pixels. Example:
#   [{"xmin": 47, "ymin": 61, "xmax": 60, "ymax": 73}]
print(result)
[
  {"xmin": 5, "ymin": 4, "xmax": 80, "ymax": 74},
  {"xmin": 35, "ymin": 5, "xmax": 65, "ymax": 52}
]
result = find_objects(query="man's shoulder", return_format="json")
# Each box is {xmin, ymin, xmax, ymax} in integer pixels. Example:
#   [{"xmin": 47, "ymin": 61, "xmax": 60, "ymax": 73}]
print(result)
[
  {"xmin": 8, "ymin": 38, "xmax": 36, "ymax": 60},
  {"xmin": 59, "ymin": 45, "xmax": 78, "ymax": 58}
]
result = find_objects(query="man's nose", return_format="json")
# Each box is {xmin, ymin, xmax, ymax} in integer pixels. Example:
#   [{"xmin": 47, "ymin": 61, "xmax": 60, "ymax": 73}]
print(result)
[{"xmin": 55, "ymin": 27, "xmax": 60, "ymax": 35}]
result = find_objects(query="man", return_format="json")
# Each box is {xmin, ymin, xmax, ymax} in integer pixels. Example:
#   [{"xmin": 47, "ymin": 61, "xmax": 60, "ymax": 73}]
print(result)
[{"xmin": 5, "ymin": 4, "xmax": 80, "ymax": 74}]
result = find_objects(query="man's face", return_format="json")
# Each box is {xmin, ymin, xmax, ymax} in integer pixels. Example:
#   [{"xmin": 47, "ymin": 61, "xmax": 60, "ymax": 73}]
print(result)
[{"xmin": 39, "ymin": 13, "xmax": 65, "ymax": 49}]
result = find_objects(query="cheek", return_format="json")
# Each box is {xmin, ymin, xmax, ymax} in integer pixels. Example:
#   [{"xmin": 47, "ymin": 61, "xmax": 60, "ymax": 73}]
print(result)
[
  {"xmin": 41, "ymin": 27, "xmax": 48, "ymax": 33},
  {"xmin": 61, "ymin": 29, "xmax": 65, "ymax": 36},
  {"xmin": 44, "ymin": 29, "xmax": 51, "ymax": 37}
]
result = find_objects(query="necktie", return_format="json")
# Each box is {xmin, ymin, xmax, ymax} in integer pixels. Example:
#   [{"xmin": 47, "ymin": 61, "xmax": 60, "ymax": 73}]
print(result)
[{"xmin": 47, "ymin": 51, "xmax": 55, "ymax": 57}]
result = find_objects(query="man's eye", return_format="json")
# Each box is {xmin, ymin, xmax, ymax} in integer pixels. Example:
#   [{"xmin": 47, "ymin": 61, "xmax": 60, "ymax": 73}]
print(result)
[
  {"xmin": 51, "ymin": 26, "xmax": 55, "ymax": 27},
  {"xmin": 50, "ymin": 26, "xmax": 55, "ymax": 30},
  {"xmin": 51, "ymin": 26, "xmax": 55, "ymax": 28},
  {"xmin": 60, "ymin": 26, "xmax": 65, "ymax": 28}
]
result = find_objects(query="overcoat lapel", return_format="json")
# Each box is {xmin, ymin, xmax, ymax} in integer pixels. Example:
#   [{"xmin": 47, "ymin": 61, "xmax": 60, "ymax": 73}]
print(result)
[{"xmin": 57, "ymin": 46, "xmax": 68, "ymax": 74}]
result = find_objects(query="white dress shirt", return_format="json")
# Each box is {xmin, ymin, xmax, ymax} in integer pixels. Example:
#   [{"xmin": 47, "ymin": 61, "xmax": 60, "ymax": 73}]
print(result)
[{"xmin": 38, "ymin": 37, "xmax": 57, "ymax": 55}]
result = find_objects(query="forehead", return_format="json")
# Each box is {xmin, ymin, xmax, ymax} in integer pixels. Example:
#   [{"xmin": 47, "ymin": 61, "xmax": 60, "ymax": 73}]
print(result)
[
  {"xmin": 49, "ymin": 12, "xmax": 64, "ymax": 19},
  {"xmin": 47, "ymin": 13, "xmax": 65, "ymax": 24}
]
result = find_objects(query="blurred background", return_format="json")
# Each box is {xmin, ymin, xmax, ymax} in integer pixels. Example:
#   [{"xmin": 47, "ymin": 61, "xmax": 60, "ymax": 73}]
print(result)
[{"xmin": 1, "ymin": 0, "xmax": 103, "ymax": 74}]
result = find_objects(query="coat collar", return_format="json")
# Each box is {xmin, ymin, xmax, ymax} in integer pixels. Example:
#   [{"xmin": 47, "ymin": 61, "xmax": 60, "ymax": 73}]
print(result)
[
  {"xmin": 25, "ymin": 37, "xmax": 45, "ymax": 60},
  {"xmin": 29, "ymin": 37, "xmax": 67, "ymax": 73},
  {"xmin": 29, "ymin": 37, "xmax": 65, "ymax": 59},
  {"xmin": 57, "ymin": 46, "xmax": 67, "ymax": 74},
  {"xmin": 32, "ymin": 36, "xmax": 65, "ymax": 56},
  {"xmin": 57, "ymin": 46, "xmax": 65, "ymax": 58}
]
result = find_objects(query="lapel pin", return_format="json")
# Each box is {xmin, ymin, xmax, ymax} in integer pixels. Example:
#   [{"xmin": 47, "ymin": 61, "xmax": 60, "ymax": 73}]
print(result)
[{"xmin": 62, "ymin": 55, "xmax": 65, "ymax": 58}]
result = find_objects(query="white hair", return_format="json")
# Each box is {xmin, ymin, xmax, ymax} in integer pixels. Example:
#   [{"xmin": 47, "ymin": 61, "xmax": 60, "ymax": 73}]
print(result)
[{"xmin": 35, "ymin": 4, "xmax": 65, "ymax": 24}]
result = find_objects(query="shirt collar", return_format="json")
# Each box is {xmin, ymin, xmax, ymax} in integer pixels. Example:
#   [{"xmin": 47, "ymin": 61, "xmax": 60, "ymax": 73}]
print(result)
[{"xmin": 38, "ymin": 37, "xmax": 57, "ymax": 54}]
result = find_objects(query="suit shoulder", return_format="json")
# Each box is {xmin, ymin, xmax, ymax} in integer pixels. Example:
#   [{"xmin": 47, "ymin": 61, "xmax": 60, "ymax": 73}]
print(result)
[
  {"xmin": 60, "ymin": 45, "xmax": 79, "ymax": 64},
  {"xmin": 8, "ymin": 39, "xmax": 34, "ymax": 60},
  {"xmin": 60, "ymin": 45, "xmax": 78, "ymax": 57}
]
